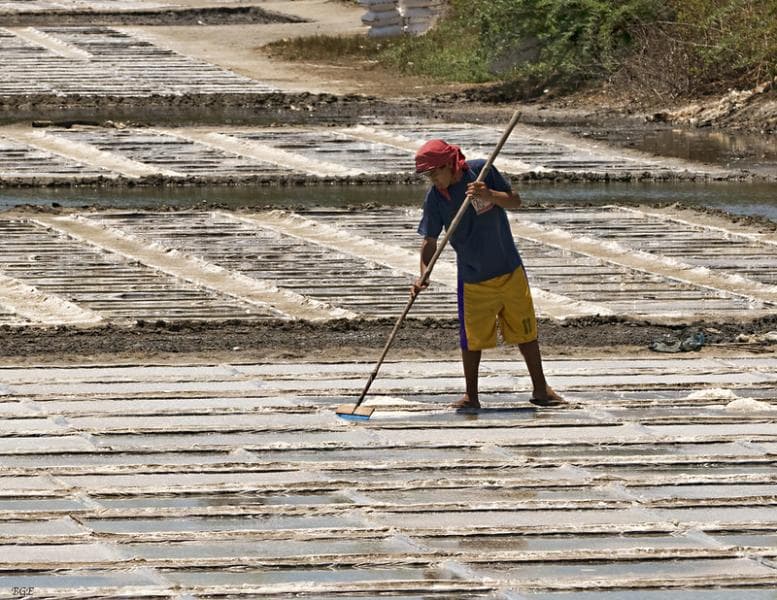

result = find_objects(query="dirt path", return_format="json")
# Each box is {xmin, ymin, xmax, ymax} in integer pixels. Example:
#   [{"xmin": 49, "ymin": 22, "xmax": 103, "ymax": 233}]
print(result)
[
  {"xmin": 114, "ymin": 0, "xmax": 469, "ymax": 98},
  {"xmin": 119, "ymin": 1, "xmax": 373, "ymax": 95}
]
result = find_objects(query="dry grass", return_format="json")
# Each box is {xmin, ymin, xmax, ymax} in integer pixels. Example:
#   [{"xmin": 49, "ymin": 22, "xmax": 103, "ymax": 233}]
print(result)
[{"xmin": 263, "ymin": 34, "xmax": 385, "ymax": 63}]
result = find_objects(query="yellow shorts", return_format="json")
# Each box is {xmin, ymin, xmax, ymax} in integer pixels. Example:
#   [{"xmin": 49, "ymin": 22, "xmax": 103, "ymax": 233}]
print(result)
[{"xmin": 458, "ymin": 266, "xmax": 537, "ymax": 351}]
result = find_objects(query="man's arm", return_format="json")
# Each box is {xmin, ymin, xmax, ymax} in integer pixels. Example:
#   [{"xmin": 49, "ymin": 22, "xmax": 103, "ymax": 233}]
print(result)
[{"xmin": 411, "ymin": 236, "xmax": 438, "ymax": 296}]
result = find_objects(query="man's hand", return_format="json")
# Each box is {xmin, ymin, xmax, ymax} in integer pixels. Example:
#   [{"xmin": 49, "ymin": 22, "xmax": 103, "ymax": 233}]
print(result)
[
  {"xmin": 468, "ymin": 181, "xmax": 521, "ymax": 210},
  {"xmin": 410, "ymin": 277, "xmax": 429, "ymax": 297},
  {"xmin": 467, "ymin": 181, "xmax": 491, "ymax": 200}
]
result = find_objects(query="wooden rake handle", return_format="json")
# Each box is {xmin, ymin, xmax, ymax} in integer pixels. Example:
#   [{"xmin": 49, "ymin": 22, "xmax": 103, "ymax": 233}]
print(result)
[{"xmin": 354, "ymin": 110, "xmax": 523, "ymax": 407}]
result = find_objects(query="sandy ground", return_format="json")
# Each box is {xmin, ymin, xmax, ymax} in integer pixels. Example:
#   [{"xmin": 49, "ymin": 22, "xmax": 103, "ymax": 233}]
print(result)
[{"xmin": 118, "ymin": 1, "xmax": 378, "ymax": 96}]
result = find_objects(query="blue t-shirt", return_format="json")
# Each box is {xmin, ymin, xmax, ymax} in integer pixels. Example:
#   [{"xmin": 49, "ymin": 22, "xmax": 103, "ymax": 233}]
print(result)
[{"xmin": 417, "ymin": 159, "xmax": 522, "ymax": 283}]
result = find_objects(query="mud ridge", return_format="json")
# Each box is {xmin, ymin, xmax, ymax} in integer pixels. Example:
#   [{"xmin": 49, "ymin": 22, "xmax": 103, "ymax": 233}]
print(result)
[
  {"xmin": 2, "ymin": 315, "xmax": 776, "ymax": 361},
  {"xmin": 0, "ymin": 172, "xmax": 425, "ymax": 190},
  {"xmin": 0, "ymin": 92, "xmax": 394, "ymax": 127},
  {"xmin": 1, "ymin": 169, "xmax": 752, "ymax": 191}
]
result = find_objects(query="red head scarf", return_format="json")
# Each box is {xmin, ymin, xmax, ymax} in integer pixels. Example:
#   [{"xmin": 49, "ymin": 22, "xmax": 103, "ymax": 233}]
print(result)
[{"xmin": 415, "ymin": 139, "xmax": 468, "ymax": 175}]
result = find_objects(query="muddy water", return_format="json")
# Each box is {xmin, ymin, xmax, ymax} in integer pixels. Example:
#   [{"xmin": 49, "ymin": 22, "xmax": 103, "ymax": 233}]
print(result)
[
  {"xmin": 569, "ymin": 125, "xmax": 777, "ymax": 179},
  {"xmin": 2, "ymin": 181, "xmax": 776, "ymax": 221},
  {"xmin": 0, "ymin": 184, "xmax": 423, "ymax": 211},
  {"xmin": 525, "ymin": 181, "xmax": 777, "ymax": 222}
]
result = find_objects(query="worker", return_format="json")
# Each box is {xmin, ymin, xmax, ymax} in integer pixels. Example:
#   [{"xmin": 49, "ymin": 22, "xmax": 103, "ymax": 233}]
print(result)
[{"xmin": 412, "ymin": 139, "xmax": 564, "ymax": 412}]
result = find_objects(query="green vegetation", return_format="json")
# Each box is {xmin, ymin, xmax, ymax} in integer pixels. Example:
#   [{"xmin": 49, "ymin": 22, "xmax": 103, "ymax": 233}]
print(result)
[
  {"xmin": 655, "ymin": 0, "xmax": 777, "ymax": 95},
  {"xmin": 267, "ymin": 0, "xmax": 777, "ymax": 101}
]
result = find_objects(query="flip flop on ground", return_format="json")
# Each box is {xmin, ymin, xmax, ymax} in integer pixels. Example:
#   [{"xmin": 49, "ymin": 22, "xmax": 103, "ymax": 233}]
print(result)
[{"xmin": 530, "ymin": 386, "xmax": 566, "ymax": 407}]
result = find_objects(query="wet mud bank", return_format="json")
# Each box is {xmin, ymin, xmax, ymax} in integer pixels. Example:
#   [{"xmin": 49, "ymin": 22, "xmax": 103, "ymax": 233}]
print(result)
[
  {"xmin": 0, "ymin": 92, "xmax": 695, "ymax": 136},
  {"xmin": 564, "ymin": 123, "xmax": 777, "ymax": 181},
  {"xmin": 0, "ymin": 170, "xmax": 742, "ymax": 191},
  {"xmin": 0, "ymin": 91, "xmax": 699, "ymax": 135},
  {"xmin": 441, "ymin": 78, "xmax": 777, "ymax": 135},
  {"xmin": 0, "ymin": 5, "xmax": 305, "ymax": 27},
  {"xmin": 0, "ymin": 93, "xmax": 400, "ymax": 128},
  {"xmin": 436, "ymin": 91, "xmax": 777, "ymax": 178},
  {"xmin": 0, "ymin": 172, "xmax": 425, "ymax": 190},
  {"xmin": 3, "ymin": 315, "xmax": 776, "ymax": 362}
]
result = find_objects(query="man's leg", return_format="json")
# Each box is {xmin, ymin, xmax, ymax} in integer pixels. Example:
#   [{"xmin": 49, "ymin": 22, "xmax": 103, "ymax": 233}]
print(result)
[
  {"xmin": 452, "ymin": 348, "xmax": 481, "ymax": 409},
  {"xmin": 518, "ymin": 339, "xmax": 563, "ymax": 405},
  {"xmin": 454, "ymin": 275, "xmax": 492, "ymax": 411},
  {"xmin": 463, "ymin": 348, "xmax": 481, "ymax": 404},
  {"xmin": 495, "ymin": 267, "xmax": 564, "ymax": 407}
]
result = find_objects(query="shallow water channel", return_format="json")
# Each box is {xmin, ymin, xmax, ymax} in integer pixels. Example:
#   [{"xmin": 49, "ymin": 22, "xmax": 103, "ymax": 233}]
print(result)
[
  {"xmin": 578, "ymin": 125, "xmax": 777, "ymax": 180},
  {"xmin": 2, "ymin": 181, "xmax": 777, "ymax": 222}
]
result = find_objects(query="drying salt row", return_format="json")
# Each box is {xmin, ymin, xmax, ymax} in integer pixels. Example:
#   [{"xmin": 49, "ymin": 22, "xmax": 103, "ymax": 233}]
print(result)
[
  {"xmin": 0, "ymin": 26, "xmax": 276, "ymax": 97},
  {"xmin": 0, "ymin": 121, "xmax": 740, "ymax": 186},
  {"xmin": 0, "ymin": 206, "xmax": 776, "ymax": 327}
]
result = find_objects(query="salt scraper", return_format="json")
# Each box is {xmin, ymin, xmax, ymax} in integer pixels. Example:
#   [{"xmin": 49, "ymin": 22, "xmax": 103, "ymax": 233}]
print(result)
[{"xmin": 336, "ymin": 110, "xmax": 523, "ymax": 421}]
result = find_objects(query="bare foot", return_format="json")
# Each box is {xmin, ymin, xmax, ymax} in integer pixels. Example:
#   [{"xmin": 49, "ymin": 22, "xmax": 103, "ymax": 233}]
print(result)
[
  {"xmin": 450, "ymin": 394, "xmax": 481, "ymax": 413},
  {"xmin": 530, "ymin": 386, "xmax": 566, "ymax": 407}
]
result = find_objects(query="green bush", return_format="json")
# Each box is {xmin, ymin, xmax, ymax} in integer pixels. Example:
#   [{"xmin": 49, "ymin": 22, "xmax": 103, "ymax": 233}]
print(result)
[
  {"xmin": 475, "ymin": 0, "xmax": 667, "ymax": 83},
  {"xmin": 385, "ymin": 0, "xmax": 776, "ymax": 97},
  {"xmin": 670, "ymin": 0, "xmax": 777, "ymax": 90},
  {"xmin": 608, "ymin": 0, "xmax": 777, "ymax": 99}
]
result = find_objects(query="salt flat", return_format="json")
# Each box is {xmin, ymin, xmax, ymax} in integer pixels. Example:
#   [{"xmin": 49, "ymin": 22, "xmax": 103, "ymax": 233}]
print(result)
[
  {"xmin": 0, "ymin": 205, "xmax": 774, "ymax": 326},
  {"xmin": 0, "ymin": 355, "xmax": 774, "ymax": 597}
]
